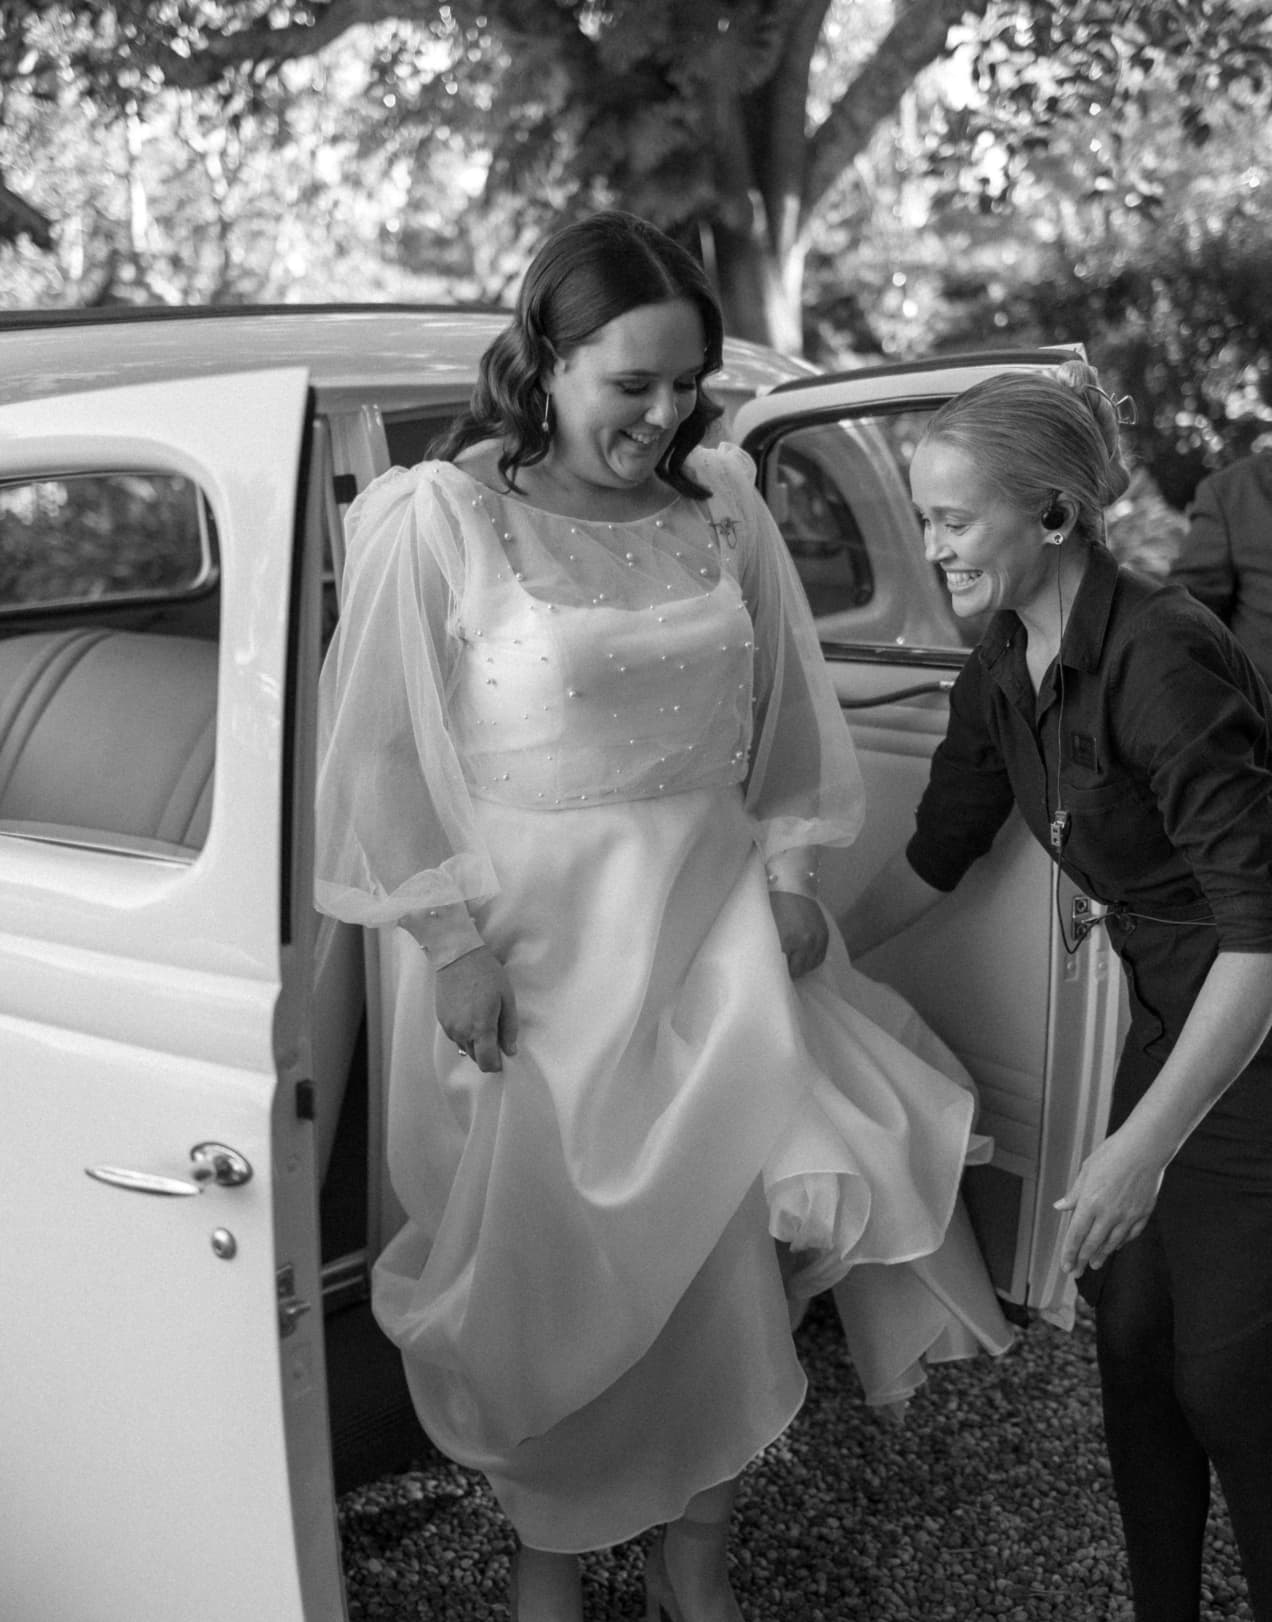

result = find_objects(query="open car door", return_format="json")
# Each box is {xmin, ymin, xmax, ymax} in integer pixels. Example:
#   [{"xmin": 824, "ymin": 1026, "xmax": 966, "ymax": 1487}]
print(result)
[
  {"xmin": 734, "ymin": 351, "xmax": 1126, "ymax": 1326},
  {"xmin": 0, "ymin": 370, "xmax": 343, "ymax": 1620}
]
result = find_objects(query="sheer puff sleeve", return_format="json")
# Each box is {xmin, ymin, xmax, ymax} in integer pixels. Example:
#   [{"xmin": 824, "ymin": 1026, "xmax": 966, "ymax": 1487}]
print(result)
[
  {"xmin": 314, "ymin": 462, "xmax": 499, "ymax": 930},
  {"xmin": 700, "ymin": 443, "xmax": 866, "ymax": 859}
]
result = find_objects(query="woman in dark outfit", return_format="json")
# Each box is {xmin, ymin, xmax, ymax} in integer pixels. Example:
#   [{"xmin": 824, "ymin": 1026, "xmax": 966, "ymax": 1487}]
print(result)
[{"xmin": 843, "ymin": 360, "xmax": 1272, "ymax": 1622}]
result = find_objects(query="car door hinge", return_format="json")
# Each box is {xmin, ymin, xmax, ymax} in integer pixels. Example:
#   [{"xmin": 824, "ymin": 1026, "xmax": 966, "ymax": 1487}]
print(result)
[{"xmin": 277, "ymin": 1263, "xmax": 313, "ymax": 1339}]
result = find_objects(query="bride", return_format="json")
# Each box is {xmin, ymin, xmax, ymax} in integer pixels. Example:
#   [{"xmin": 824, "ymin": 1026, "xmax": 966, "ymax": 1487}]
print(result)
[{"xmin": 315, "ymin": 208, "xmax": 1013, "ymax": 1622}]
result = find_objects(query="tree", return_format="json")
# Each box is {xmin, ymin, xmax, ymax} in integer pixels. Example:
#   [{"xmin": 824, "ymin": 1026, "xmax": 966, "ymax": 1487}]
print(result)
[
  {"xmin": 0, "ymin": 9, "xmax": 492, "ymax": 305},
  {"xmin": 806, "ymin": 12, "xmax": 1272, "ymax": 504},
  {"xmin": 0, "ymin": 176, "xmax": 51, "ymax": 250},
  {"xmin": 5, "ymin": 0, "xmax": 1269, "ymax": 347}
]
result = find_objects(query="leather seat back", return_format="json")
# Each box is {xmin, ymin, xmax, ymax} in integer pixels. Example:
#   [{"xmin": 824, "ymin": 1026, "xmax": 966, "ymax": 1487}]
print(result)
[
  {"xmin": 0, "ymin": 628, "xmax": 215, "ymax": 856},
  {"xmin": 0, "ymin": 626, "xmax": 359, "ymax": 1182}
]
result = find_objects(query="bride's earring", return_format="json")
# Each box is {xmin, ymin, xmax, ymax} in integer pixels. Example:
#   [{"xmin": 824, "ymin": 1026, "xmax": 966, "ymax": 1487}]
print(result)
[{"xmin": 541, "ymin": 394, "xmax": 552, "ymax": 435}]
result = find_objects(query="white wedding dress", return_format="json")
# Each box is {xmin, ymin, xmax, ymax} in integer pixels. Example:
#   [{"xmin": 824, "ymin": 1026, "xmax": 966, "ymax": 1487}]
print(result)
[{"xmin": 315, "ymin": 444, "xmax": 1014, "ymax": 1552}]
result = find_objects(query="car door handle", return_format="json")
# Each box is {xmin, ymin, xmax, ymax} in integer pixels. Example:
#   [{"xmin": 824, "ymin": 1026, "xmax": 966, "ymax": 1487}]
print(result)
[{"xmin": 85, "ymin": 1142, "xmax": 254, "ymax": 1198}]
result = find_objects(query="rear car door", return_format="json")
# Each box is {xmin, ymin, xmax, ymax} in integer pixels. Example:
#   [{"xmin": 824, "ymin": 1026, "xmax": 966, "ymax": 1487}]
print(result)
[
  {"xmin": 0, "ymin": 369, "xmax": 343, "ymax": 1620},
  {"xmin": 735, "ymin": 352, "xmax": 1125, "ymax": 1324}
]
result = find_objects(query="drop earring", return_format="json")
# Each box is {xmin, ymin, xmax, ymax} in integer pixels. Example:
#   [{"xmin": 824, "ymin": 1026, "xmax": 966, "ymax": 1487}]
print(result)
[{"xmin": 541, "ymin": 394, "xmax": 552, "ymax": 434}]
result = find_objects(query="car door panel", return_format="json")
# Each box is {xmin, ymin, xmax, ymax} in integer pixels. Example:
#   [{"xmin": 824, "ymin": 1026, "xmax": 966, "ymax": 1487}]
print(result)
[
  {"xmin": 0, "ymin": 371, "xmax": 342, "ymax": 1621},
  {"xmin": 737, "ymin": 357, "xmax": 1122, "ymax": 1325},
  {"xmin": 825, "ymin": 673, "xmax": 1120, "ymax": 1320}
]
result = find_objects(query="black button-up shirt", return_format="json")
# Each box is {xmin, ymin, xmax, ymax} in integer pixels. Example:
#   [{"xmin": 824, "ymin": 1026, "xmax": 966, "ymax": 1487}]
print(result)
[
  {"xmin": 908, "ymin": 542, "xmax": 1272, "ymax": 955},
  {"xmin": 906, "ymin": 544, "xmax": 1272, "ymax": 1164}
]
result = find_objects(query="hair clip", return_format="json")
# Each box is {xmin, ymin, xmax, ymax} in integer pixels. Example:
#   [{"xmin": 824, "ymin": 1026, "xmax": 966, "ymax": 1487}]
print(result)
[{"xmin": 1093, "ymin": 385, "xmax": 1137, "ymax": 426}]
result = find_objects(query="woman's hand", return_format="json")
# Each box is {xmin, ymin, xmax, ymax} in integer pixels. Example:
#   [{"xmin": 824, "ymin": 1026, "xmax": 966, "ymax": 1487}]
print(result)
[
  {"xmin": 1055, "ymin": 954, "xmax": 1272, "ymax": 1276},
  {"xmin": 769, "ymin": 890, "xmax": 829, "ymax": 979},
  {"xmin": 434, "ymin": 946, "xmax": 519, "ymax": 1073},
  {"xmin": 1055, "ymin": 1128, "xmax": 1167, "ymax": 1276}
]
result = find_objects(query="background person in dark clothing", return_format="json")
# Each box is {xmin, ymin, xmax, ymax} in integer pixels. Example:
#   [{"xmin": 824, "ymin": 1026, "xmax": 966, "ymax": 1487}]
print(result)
[
  {"xmin": 1169, "ymin": 443, "xmax": 1272, "ymax": 692},
  {"xmin": 841, "ymin": 362, "xmax": 1272, "ymax": 1622}
]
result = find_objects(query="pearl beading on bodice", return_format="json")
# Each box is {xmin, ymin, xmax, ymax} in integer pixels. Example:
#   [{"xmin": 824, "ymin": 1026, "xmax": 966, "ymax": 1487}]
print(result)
[{"xmin": 448, "ymin": 486, "xmax": 756, "ymax": 810}]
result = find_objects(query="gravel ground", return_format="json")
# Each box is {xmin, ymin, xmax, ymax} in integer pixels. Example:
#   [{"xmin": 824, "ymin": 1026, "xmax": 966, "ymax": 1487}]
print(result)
[{"xmin": 337, "ymin": 1295, "xmax": 1254, "ymax": 1621}]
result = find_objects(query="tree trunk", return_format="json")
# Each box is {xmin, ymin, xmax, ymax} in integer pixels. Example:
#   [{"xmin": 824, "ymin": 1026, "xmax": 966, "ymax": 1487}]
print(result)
[{"xmin": 710, "ymin": 218, "xmax": 806, "ymax": 355}]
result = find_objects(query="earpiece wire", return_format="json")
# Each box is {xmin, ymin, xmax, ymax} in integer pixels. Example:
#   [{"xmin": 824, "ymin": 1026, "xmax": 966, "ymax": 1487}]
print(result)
[{"xmin": 1050, "ymin": 556, "xmax": 1083, "ymax": 955}]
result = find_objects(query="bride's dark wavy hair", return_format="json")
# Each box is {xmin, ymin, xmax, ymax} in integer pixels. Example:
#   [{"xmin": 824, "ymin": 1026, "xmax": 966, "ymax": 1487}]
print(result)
[{"xmin": 432, "ymin": 211, "xmax": 725, "ymax": 499}]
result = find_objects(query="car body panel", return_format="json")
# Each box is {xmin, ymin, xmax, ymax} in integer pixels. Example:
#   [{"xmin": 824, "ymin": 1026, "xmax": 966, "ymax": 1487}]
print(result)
[
  {"xmin": 0, "ymin": 368, "xmax": 341, "ymax": 1621},
  {"xmin": 0, "ymin": 307, "xmax": 815, "ymax": 421},
  {"xmin": 0, "ymin": 310, "xmax": 1122, "ymax": 1618}
]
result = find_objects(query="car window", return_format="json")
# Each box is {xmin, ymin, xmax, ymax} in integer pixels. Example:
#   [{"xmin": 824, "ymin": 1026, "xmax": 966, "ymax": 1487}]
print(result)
[
  {"xmin": 0, "ymin": 470, "xmax": 219, "ymax": 862},
  {"xmin": 0, "ymin": 472, "xmax": 215, "ymax": 613},
  {"xmin": 768, "ymin": 435, "xmax": 874, "ymax": 618},
  {"xmin": 758, "ymin": 407, "xmax": 981, "ymax": 654},
  {"xmin": 382, "ymin": 408, "xmax": 467, "ymax": 470}
]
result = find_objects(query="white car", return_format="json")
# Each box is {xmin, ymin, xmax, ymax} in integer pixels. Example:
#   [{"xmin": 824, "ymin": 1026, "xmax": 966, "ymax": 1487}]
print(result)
[{"xmin": 0, "ymin": 307, "xmax": 1117, "ymax": 1621}]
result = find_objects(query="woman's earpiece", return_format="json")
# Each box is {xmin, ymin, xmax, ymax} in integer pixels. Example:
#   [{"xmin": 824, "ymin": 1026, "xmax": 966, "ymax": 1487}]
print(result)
[
  {"xmin": 1040, "ymin": 494, "xmax": 1067, "ymax": 545},
  {"xmin": 1040, "ymin": 500, "xmax": 1066, "ymax": 531}
]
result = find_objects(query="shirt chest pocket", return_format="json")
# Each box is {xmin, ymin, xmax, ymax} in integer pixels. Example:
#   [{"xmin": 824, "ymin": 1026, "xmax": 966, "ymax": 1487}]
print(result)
[{"xmin": 1058, "ymin": 774, "xmax": 1177, "ymax": 883}]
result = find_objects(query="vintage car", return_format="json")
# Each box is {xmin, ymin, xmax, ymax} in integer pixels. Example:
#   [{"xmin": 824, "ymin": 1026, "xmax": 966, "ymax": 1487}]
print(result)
[{"xmin": 0, "ymin": 306, "xmax": 1120, "ymax": 1621}]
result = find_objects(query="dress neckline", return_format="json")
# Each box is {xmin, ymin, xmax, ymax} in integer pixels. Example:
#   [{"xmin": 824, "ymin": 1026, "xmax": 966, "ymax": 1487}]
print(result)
[{"xmin": 441, "ymin": 459, "xmax": 684, "ymax": 528}]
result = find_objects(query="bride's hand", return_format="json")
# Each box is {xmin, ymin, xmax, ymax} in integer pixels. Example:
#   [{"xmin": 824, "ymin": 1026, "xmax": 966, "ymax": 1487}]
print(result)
[
  {"xmin": 769, "ymin": 890, "xmax": 829, "ymax": 979},
  {"xmin": 435, "ymin": 946, "xmax": 519, "ymax": 1072}
]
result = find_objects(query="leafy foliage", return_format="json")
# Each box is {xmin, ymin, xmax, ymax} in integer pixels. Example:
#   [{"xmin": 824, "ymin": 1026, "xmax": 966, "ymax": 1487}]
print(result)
[
  {"xmin": 2, "ymin": 0, "xmax": 1270, "ymax": 503},
  {"xmin": 924, "ymin": 0, "xmax": 1272, "ymax": 218}
]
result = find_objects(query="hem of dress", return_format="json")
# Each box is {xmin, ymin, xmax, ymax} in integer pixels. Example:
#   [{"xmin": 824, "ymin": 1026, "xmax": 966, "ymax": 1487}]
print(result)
[
  {"xmin": 488, "ymin": 1370, "xmax": 810, "ymax": 1555},
  {"xmin": 777, "ymin": 1101, "xmax": 985, "ymax": 1300},
  {"xmin": 859, "ymin": 1320, "xmax": 1018, "ymax": 1410}
]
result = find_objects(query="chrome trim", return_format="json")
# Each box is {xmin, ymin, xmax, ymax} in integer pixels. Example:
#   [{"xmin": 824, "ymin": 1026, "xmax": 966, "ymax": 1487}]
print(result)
[
  {"xmin": 321, "ymin": 1249, "xmax": 371, "ymax": 1312},
  {"xmin": 84, "ymin": 1142, "xmax": 253, "ymax": 1197},
  {"xmin": 820, "ymin": 641, "xmax": 968, "ymax": 670},
  {"xmin": 85, "ymin": 1164, "xmax": 203, "ymax": 1197}
]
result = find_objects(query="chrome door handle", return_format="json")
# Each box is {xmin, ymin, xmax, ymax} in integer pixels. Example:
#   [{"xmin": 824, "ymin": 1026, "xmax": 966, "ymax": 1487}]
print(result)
[{"xmin": 85, "ymin": 1142, "xmax": 254, "ymax": 1198}]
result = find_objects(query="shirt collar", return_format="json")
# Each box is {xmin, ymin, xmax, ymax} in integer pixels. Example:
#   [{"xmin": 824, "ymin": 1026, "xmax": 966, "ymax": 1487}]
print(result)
[{"xmin": 976, "ymin": 543, "xmax": 1120, "ymax": 675}]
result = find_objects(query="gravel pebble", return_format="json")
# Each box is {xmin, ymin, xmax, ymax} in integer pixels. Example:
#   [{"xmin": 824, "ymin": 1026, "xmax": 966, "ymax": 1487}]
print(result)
[{"xmin": 337, "ymin": 1296, "xmax": 1254, "ymax": 1620}]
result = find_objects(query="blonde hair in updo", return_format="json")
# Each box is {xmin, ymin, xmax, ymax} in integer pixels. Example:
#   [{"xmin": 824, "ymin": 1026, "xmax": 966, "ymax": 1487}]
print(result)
[{"xmin": 919, "ymin": 359, "xmax": 1133, "ymax": 545}]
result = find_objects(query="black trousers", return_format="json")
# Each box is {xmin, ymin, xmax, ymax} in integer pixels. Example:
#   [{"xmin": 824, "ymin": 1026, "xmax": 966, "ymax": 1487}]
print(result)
[{"xmin": 1088, "ymin": 1196, "xmax": 1272, "ymax": 1622}]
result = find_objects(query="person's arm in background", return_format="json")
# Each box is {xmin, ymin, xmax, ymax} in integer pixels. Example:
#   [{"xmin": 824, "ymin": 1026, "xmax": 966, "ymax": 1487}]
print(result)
[{"xmin": 1168, "ymin": 470, "xmax": 1237, "ymax": 624}]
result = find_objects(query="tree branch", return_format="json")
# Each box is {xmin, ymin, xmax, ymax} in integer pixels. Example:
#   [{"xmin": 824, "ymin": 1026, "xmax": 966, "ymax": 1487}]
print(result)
[
  {"xmin": 150, "ymin": 0, "xmax": 436, "ymax": 87},
  {"xmin": 0, "ymin": 176, "xmax": 54, "ymax": 250},
  {"xmin": 802, "ymin": 0, "xmax": 993, "ymax": 219}
]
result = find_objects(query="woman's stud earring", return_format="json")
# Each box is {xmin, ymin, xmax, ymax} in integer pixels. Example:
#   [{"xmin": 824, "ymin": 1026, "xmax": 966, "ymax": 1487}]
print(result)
[{"xmin": 1046, "ymin": 531, "xmax": 1064, "ymax": 546}]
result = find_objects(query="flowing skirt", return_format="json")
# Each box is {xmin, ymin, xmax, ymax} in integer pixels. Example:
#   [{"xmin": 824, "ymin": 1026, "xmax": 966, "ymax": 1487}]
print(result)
[{"xmin": 373, "ymin": 785, "xmax": 1013, "ymax": 1551}]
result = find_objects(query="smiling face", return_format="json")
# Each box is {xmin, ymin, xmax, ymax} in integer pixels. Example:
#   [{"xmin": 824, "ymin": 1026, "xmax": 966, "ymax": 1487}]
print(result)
[
  {"xmin": 543, "ymin": 298, "xmax": 705, "ymax": 499},
  {"xmin": 910, "ymin": 438, "xmax": 1055, "ymax": 621}
]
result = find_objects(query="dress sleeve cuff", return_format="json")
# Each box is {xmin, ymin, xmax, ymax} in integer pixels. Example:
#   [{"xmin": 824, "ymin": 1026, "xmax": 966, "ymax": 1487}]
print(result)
[
  {"xmin": 764, "ymin": 847, "xmax": 819, "ymax": 898},
  {"xmin": 397, "ymin": 902, "xmax": 486, "ymax": 968}
]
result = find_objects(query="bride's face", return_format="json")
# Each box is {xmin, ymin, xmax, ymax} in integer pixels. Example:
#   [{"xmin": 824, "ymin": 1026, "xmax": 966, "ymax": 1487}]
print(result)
[{"xmin": 544, "ymin": 299, "xmax": 705, "ymax": 493}]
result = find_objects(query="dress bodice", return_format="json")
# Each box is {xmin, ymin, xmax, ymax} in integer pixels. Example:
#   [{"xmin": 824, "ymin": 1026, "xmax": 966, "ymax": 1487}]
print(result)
[
  {"xmin": 315, "ymin": 444, "xmax": 866, "ymax": 926},
  {"xmin": 446, "ymin": 477, "xmax": 757, "ymax": 809}
]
